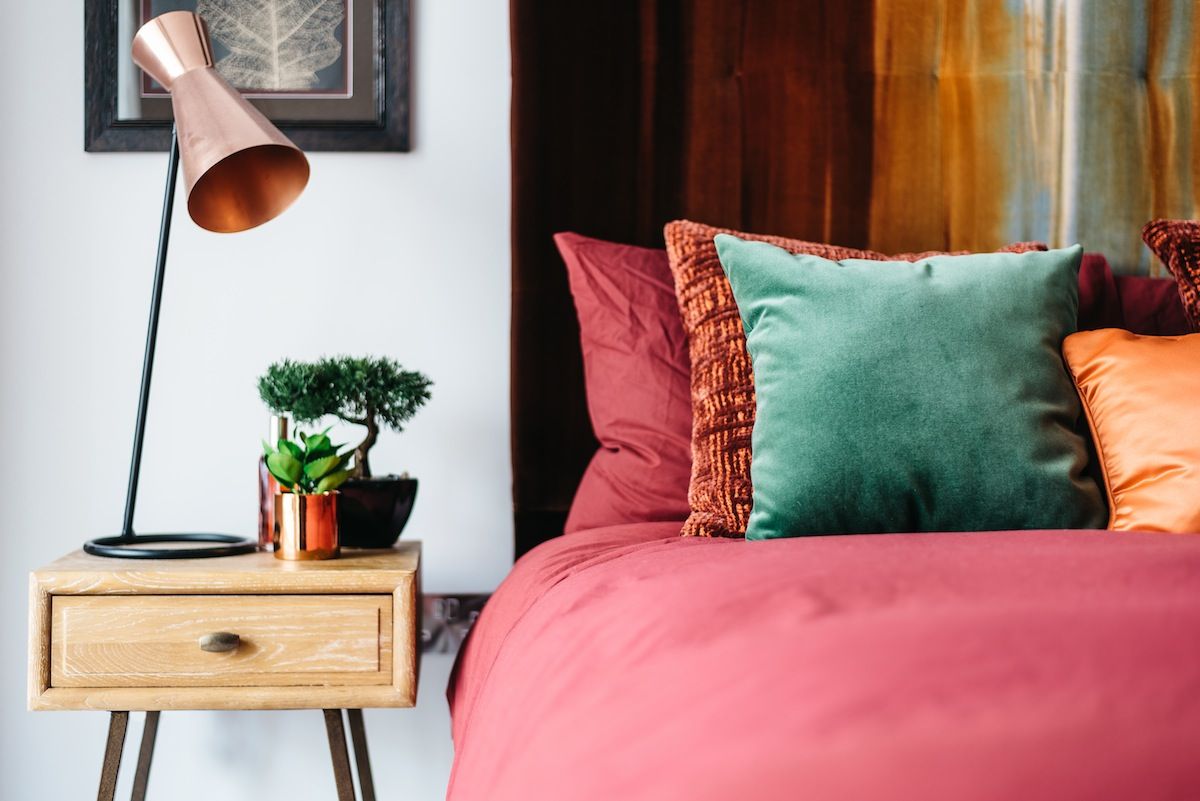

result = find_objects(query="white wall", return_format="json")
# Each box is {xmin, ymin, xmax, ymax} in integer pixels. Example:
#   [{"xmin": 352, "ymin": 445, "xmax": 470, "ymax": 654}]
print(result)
[{"xmin": 0, "ymin": 1, "xmax": 512, "ymax": 798}]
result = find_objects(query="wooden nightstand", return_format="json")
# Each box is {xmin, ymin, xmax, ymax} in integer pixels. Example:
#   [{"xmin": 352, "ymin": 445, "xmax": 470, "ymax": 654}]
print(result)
[{"xmin": 28, "ymin": 543, "xmax": 420, "ymax": 801}]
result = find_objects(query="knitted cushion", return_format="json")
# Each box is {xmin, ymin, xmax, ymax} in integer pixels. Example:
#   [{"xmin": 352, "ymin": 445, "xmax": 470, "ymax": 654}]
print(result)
[
  {"xmin": 1142, "ymin": 220, "xmax": 1200, "ymax": 332},
  {"xmin": 664, "ymin": 220, "xmax": 1047, "ymax": 537}
]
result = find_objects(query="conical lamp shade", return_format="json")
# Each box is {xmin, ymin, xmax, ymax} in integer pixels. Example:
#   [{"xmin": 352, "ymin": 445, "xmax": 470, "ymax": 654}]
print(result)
[{"xmin": 132, "ymin": 11, "xmax": 310, "ymax": 233}]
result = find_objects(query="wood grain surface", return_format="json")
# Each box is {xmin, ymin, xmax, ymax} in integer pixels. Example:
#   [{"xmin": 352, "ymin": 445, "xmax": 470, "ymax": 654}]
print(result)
[{"xmin": 52, "ymin": 595, "xmax": 391, "ymax": 688}]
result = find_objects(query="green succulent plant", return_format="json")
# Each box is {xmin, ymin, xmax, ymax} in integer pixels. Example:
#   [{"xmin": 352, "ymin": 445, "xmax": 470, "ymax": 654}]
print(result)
[{"xmin": 262, "ymin": 428, "xmax": 354, "ymax": 495}]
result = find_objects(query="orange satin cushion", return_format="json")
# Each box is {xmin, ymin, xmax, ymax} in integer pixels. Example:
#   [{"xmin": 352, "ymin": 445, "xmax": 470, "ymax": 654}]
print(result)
[{"xmin": 1063, "ymin": 329, "xmax": 1200, "ymax": 532}]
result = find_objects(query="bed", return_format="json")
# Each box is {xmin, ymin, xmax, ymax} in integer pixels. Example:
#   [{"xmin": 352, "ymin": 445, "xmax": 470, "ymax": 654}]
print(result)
[
  {"xmin": 447, "ymin": 242, "xmax": 1200, "ymax": 798},
  {"xmin": 449, "ymin": 4, "xmax": 1200, "ymax": 797}
]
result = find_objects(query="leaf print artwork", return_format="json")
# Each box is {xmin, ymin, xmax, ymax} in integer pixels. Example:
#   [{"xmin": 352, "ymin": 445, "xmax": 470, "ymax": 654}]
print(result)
[{"xmin": 196, "ymin": 0, "xmax": 345, "ymax": 91}]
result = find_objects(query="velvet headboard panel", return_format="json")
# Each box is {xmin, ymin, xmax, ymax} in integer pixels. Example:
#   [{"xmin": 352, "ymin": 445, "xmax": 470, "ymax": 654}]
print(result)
[{"xmin": 511, "ymin": 0, "xmax": 1200, "ymax": 557}]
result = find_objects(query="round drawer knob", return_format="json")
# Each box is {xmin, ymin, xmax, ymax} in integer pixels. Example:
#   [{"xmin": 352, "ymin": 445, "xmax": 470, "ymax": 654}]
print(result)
[{"xmin": 198, "ymin": 632, "xmax": 241, "ymax": 653}]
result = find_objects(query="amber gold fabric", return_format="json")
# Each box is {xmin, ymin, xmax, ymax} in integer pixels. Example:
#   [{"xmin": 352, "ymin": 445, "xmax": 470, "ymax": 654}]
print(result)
[
  {"xmin": 871, "ymin": 1, "xmax": 1200, "ymax": 271},
  {"xmin": 1064, "ymin": 329, "xmax": 1200, "ymax": 533}
]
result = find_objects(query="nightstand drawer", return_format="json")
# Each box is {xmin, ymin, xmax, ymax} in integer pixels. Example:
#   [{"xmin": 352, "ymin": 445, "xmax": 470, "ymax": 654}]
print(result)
[{"xmin": 50, "ymin": 595, "xmax": 392, "ymax": 688}]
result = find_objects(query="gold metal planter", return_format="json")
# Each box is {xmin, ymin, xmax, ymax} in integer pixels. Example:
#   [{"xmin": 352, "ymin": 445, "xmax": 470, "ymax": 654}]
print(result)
[{"xmin": 273, "ymin": 493, "xmax": 340, "ymax": 561}]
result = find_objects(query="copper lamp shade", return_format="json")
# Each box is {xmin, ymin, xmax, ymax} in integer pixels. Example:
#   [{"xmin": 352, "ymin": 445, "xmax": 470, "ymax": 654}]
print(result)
[{"xmin": 131, "ymin": 11, "xmax": 309, "ymax": 233}]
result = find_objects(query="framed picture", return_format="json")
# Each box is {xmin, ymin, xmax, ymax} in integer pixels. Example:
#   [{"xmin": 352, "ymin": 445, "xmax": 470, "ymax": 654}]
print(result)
[{"xmin": 84, "ymin": 0, "xmax": 409, "ymax": 151}]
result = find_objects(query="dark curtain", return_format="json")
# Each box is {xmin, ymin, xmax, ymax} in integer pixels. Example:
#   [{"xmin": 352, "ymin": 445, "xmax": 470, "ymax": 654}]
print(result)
[{"xmin": 510, "ymin": 0, "xmax": 876, "ymax": 557}]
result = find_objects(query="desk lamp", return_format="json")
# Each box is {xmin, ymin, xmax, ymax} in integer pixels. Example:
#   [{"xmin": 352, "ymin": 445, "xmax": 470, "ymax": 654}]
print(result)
[{"xmin": 85, "ymin": 11, "xmax": 309, "ymax": 559}]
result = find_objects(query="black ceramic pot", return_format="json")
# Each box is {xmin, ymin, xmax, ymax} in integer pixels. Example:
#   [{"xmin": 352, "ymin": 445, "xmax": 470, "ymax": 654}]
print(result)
[{"xmin": 336, "ymin": 476, "xmax": 418, "ymax": 548}]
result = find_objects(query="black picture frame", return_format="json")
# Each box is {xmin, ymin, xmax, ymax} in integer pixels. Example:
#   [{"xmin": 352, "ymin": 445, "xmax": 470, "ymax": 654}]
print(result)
[{"xmin": 84, "ymin": 0, "xmax": 410, "ymax": 152}]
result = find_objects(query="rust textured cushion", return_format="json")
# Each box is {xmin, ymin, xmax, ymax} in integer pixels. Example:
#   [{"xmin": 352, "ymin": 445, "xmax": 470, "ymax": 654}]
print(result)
[
  {"xmin": 664, "ymin": 220, "xmax": 1047, "ymax": 537},
  {"xmin": 1142, "ymin": 219, "xmax": 1200, "ymax": 332}
]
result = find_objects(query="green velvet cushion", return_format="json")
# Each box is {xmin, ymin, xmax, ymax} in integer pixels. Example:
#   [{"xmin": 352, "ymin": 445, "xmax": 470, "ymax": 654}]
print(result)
[{"xmin": 714, "ymin": 235, "xmax": 1106, "ymax": 539}]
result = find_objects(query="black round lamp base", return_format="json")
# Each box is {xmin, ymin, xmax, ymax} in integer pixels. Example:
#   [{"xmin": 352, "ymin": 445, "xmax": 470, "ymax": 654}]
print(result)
[{"xmin": 84, "ymin": 534, "xmax": 258, "ymax": 559}]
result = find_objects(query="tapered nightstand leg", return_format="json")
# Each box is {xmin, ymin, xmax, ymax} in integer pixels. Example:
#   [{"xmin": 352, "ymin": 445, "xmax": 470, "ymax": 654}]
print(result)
[
  {"xmin": 130, "ymin": 711, "xmax": 160, "ymax": 801},
  {"xmin": 346, "ymin": 709, "xmax": 377, "ymax": 801},
  {"xmin": 97, "ymin": 712, "xmax": 129, "ymax": 801},
  {"xmin": 323, "ymin": 709, "xmax": 357, "ymax": 801}
]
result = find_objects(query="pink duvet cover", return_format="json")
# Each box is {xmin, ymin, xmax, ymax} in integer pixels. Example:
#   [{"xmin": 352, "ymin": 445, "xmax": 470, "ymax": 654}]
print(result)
[{"xmin": 447, "ymin": 523, "xmax": 1200, "ymax": 800}]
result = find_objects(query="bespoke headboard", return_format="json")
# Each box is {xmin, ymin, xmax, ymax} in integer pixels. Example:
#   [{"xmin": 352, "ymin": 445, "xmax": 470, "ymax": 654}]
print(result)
[{"xmin": 509, "ymin": 0, "xmax": 1200, "ymax": 557}]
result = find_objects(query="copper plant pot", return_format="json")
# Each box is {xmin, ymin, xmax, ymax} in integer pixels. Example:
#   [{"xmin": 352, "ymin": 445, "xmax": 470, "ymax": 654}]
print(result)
[{"xmin": 273, "ymin": 492, "xmax": 340, "ymax": 561}]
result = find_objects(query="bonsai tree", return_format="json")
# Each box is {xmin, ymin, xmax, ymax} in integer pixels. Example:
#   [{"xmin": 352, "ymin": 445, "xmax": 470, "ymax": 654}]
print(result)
[
  {"xmin": 258, "ymin": 356, "xmax": 432, "ymax": 480},
  {"xmin": 262, "ymin": 429, "xmax": 354, "ymax": 494}
]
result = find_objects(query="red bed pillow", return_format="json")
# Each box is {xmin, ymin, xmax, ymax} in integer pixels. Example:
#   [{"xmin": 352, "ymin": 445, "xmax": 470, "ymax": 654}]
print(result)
[
  {"xmin": 555, "ymin": 233, "xmax": 692, "ymax": 532},
  {"xmin": 1078, "ymin": 250, "xmax": 1192, "ymax": 335}
]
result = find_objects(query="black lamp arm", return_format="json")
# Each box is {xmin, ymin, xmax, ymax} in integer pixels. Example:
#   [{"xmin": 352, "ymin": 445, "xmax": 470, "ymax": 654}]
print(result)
[
  {"xmin": 119, "ymin": 127, "xmax": 180, "ymax": 540},
  {"xmin": 85, "ymin": 127, "xmax": 255, "ymax": 559}
]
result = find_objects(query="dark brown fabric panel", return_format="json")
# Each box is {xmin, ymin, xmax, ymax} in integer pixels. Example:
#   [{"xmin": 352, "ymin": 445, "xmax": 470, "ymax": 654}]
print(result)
[
  {"xmin": 510, "ymin": 2, "xmax": 672, "ymax": 557},
  {"xmin": 678, "ymin": 0, "xmax": 876, "ymax": 243},
  {"xmin": 511, "ymin": 0, "xmax": 875, "ymax": 557},
  {"xmin": 815, "ymin": 0, "xmax": 876, "ymax": 247},
  {"xmin": 677, "ymin": 0, "xmax": 747, "ymax": 228}
]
